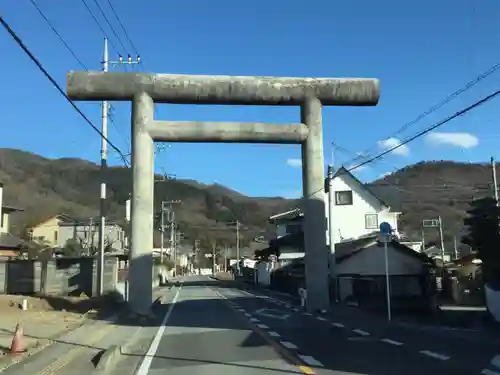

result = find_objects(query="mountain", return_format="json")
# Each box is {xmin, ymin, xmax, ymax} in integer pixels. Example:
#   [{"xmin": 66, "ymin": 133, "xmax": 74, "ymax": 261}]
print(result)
[
  {"xmin": 0, "ymin": 148, "xmax": 296, "ymax": 248},
  {"xmin": 373, "ymin": 160, "xmax": 496, "ymax": 256},
  {"xmin": 0, "ymin": 148, "xmax": 493, "ymax": 258}
]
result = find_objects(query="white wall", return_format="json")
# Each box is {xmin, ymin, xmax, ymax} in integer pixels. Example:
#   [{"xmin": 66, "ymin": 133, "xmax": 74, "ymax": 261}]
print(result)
[
  {"xmin": 0, "ymin": 185, "xmax": 4, "ymax": 234},
  {"xmin": 337, "ymin": 244, "xmax": 423, "ymax": 276},
  {"xmin": 327, "ymin": 173, "xmax": 399, "ymax": 244}
]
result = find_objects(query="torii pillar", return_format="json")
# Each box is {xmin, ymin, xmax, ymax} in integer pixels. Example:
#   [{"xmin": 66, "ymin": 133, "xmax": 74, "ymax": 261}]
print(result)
[{"xmin": 67, "ymin": 72, "xmax": 380, "ymax": 315}]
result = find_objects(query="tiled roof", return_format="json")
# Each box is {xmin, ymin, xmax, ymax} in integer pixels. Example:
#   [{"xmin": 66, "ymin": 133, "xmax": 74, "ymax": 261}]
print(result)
[{"xmin": 0, "ymin": 233, "xmax": 22, "ymax": 249}]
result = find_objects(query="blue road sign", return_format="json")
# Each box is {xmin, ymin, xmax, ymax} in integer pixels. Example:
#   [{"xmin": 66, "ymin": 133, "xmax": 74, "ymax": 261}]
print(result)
[{"xmin": 379, "ymin": 222, "xmax": 392, "ymax": 234}]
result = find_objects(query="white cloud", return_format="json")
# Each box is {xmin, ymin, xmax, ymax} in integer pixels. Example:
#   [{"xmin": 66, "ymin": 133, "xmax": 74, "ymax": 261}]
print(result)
[
  {"xmin": 377, "ymin": 137, "xmax": 410, "ymax": 156},
  {"xmin": 425, "ymin": 132, "xmax": 479, "ymax": 149},
  {"xmin": 286, "ymin": 158, "xmax": 302, "ymax": 168}
]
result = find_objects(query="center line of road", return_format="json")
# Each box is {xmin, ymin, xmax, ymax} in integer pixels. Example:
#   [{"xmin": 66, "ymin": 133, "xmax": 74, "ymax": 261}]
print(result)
[
  {"xmin": 136, "ymin": 282, "xmax": 182, "ymax": 375},
  {"xmin": 420, "ymin": 350, "xmax": 450, "ymax": 361},
  {"xmin": 280, "ymin": 341, "xmax": 298, "ymax": 349},
  {"xmin": 482, "ymin": 369, "xmax": 500, "ymax": 375},
  {"xmin": 298, "ymin": 355, "xmax": 324, "ymax": 368},
  {"xmin": 352, "ymin": 329, "xmax": 370, "ymax": 336},
  {"xmin": 380, "ymin": 338, "xmax": 404, "ymax": 346}
]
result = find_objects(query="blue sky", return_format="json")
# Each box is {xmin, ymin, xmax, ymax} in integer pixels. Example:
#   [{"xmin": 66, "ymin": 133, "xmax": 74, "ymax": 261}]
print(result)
[{"xmin": 1, "ymin": 0, "xmax": 500, "ymax": 197}]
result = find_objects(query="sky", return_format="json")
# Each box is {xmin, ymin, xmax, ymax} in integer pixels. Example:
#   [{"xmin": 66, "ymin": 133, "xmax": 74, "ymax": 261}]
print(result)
[{"xmin": 1, "ymin": 0, "xmax": 500, "ymax": 198}]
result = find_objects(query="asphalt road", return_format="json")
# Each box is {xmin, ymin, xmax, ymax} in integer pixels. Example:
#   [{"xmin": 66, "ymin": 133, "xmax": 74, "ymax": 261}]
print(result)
[
  {"xmin": 135, "ymin": 275, "xmax": 304, "ymax": 375},
  {"xmin": 134, "ymin": 276, "xmax": 500, "ymax": 375}
]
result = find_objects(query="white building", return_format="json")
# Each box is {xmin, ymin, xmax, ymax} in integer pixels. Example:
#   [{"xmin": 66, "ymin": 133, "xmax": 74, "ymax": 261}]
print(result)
[{"xmin": 269, "ymin": 166, "xmax": 402, "ymax": 246}]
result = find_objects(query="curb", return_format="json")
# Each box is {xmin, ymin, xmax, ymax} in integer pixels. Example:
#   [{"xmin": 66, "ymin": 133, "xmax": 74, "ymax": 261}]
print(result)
[
  {"xmin": 0, "ymin": 305, "xmax": 124, "ymax": 373},
  {"xmin": 92, "ymin": 345, "xmax": 121, "ymax": 374},
  {"xmin": 91, "ymin": 292, "xmax": 171, "ymax": 374}
]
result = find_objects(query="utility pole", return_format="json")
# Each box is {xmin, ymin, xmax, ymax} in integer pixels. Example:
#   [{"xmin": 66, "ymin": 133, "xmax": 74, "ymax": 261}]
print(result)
[
  {"xmin": 492, "ymin": 157, "xmax": 499, "ymax": 205},
  {"xmin": 212, "ymin": 241, "xmax": 216, "ymax": 275},
  {"xmin": 236, "ymin": 220, "xmax": 240, "ymax": 264},
  {"xmin": 224, "ymin": 244, "xmax": 228, "ymax": 272},
  {"xmin": 97, "ymin": 39, "xmax": 141, "ymax": 295},
  {"xmin": 326, "ymin": 164, "xmax": 338, "ymax": 302},
  {"xmin": 97, "ymin": 38, "xmax": 109, "ymax": 296},
  {"xmin": 194, "ymin": 239, "xmax": 200, "ymax": 275},
  {"xmin": 160, "ymin": 202, "xmax": 166, "ymax": 263},
  {"xmin": 423, "ymin": 217, "xmax": 446, "ymax": 277},
  {"xmin": 162, "ymin": 200, "xmax": 181, "ymax": 272},
  {"xmin": 453, "ymin": 236, "xmax": 458, "ymax": 259},
  {"xmin": 438, "ymin": 216, "xmax": 445, "ymax": 266}
]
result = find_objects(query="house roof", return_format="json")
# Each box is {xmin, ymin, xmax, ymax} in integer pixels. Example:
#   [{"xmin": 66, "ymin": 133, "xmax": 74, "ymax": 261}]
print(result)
[
  {"xmin": 335, "ymin": 166, "xmax": 402, "ymax": 212},
  {"xmin": 268, "ymin": 167, "xmax": 403, "ymax": 223},
  {"xmin": 26, "ymin": 213, "xmax": 76, "ymax": 228},
  {"xmin": 2, "ymin": 204, "xmax": 24, "ymax": 213},
  {"xmin": 268, "ymin": 208, "xmax": 303, "ymax": 224},
  {"xmin": 0, "ymin": 233, "xmax": 22, "ymax": 249},
  {"xmin": 268, "ymin": 231, "xmax": 432, "ymax": 265}
]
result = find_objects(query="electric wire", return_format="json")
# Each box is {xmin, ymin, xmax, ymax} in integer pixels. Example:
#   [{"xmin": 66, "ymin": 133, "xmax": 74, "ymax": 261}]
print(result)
[
  {"xmin": 29, "ymin": 0, "xmax": 88, "ymax": 71},
  {"xmin": 0, "ymin": 14, "xmax": 129, "ymax": 167},
  {"xmin": 105, "ymin": 0, "xmax": 139, "ymax": 54}
]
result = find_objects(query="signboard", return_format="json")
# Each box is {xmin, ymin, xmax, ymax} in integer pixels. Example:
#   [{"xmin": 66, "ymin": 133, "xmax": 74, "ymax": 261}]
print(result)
[{"xmin": 422, "ymin": 219, "xmax": 440, "ymax": 228}]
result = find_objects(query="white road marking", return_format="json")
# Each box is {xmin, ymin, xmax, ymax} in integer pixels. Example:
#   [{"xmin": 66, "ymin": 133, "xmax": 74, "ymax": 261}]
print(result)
[
  {"xmin": 280, "ymin": 341, "xmax": 298, "ymax": 349},
  {"xmin": 256, "ymin": 324, "xmax": 269, "ymax": 329},
  {"xmin": 303, "ymin": 312, "xmax": 312, "ymax": 316},
  {"xmin": 135, "ymin": 285, "xmax": 181, "ymax": 375},
  {"xmin": 332, "ymin": 322, "xmax": 344, "ymax": 328},
  {"xmin": 244, "ymin": 313, "xmax": 252, "ymax": 317},
  {"xmin": 420, "ymin": 350, "xmax": 450, "ymax": 361},
  {"xmin": 250, "ymin": 317, "xmax": 260, "ymax": 323},
  {"xmin": 316, "ymin": 316, "xmax": 327, "ymax": 321},
  {"xmin": 380, "ymin": 338, "xmax": 404, "ymax": 346},
  {"xmin": 298, "ymin": 355, "xmax": 324, "ymax": 367},
  {"xmin": 268, "ymin": 331, "xmax": 280, "ymax": 337},
  {"xmin": 482, "ymin": 369, "xmax": 500, "ymax": 375},
  {"xmin": 352, "ymin": 329, "xmax": 370, "ymax": 336},
  {"xmin": 492, "ymin": 355, "xmax": 500, "ymax": 369}
]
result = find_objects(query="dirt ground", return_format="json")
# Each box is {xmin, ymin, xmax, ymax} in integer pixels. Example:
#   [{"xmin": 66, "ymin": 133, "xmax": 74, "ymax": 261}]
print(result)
[
  {"xmin": 0, "ymin": 292, "xmax": 121, "ymax": 356},
  {"xmin": 0, "ymin": 294, "xmax": 94, "ymax": 315}
]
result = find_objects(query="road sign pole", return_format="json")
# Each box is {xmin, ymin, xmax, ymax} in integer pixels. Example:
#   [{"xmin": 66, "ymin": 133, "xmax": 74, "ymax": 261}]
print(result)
[
  {"xmin": 379, "ymin": 222, "xmax": 392, "ymax": 322},
  {"xmin": 384, "ymin": 238, "xmax": 391, "ymax": 322}
]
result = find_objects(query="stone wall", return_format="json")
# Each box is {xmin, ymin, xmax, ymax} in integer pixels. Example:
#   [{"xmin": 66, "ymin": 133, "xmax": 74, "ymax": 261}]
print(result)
[{"xmin": 0, "ymin": 256, "xmax": 119, "ymax": 297}]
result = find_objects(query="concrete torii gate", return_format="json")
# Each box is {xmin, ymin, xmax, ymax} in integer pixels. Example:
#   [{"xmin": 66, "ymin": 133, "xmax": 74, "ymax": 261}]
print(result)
[{"xmin": 67, "ymin": 72, "xmax": 380, "ymax": 315}]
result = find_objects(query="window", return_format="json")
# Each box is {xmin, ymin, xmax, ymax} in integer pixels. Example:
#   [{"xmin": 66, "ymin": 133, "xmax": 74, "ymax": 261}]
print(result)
[
  {"xmin": 335, "ymin": 190, "xmax": 353, "ymax": 205},
  {"xmin": 286, "ymin": 223, "xmax": 302, "ymax": 234},
  {"xmin": 365, "ymin": 214, "xmax": 378, "ymax": 229}
]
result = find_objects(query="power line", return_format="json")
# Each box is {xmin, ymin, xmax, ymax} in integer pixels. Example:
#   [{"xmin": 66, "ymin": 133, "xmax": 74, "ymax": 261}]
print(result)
[
  {"xmin": 105, "ymin": 0, "xmax": 139, "ymax": 54},
  {"xmin": 347, "ymin": 89, "xmax": 500, "ymax": 173},
  {"xmin": 292, "ymin": 88, "xmax": 500, "ymax": 203},
  {"xmin": 348, "ymin": 61, "xmax": 500, "ymax": 166},
  {"xmin": 90, "ymin": 0, "xmax": 128, "ymax": 54},
  {"xmin": 29, "ymin": 0, "xmax": 88, "ymax": 71},
  {"xmin": 79, "ymin": 0, "xmax": 118, "ymax": 52},
  {"xmin": 0, "ymin": 14, "xmax": 129, "ymax": 167}
]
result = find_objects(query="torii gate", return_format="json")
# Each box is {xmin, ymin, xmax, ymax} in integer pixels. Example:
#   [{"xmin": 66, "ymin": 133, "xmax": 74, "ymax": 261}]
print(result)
[{"xmin": 67, "ymin": 72, "xmax": 380, "ymax": 315}]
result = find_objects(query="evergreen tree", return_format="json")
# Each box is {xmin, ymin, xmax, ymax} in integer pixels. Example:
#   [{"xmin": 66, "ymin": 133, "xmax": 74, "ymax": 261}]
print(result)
[{"xmin": 462, "ymin": 197, "xmax": 500, "ymax": 288}]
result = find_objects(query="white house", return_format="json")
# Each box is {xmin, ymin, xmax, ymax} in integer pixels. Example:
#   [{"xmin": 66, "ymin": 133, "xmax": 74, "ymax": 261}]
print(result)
[{"xmin": 269, "ymin": 166, "xmax": 402, "ymax": 246}]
